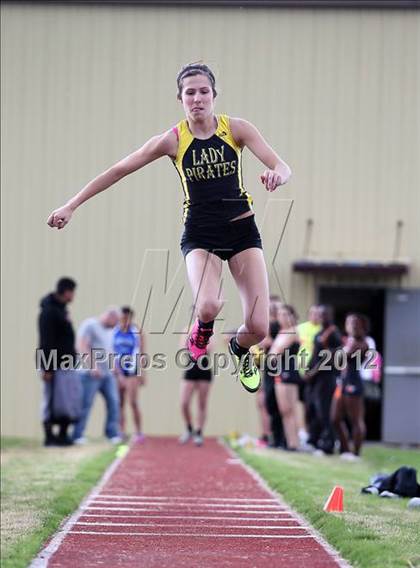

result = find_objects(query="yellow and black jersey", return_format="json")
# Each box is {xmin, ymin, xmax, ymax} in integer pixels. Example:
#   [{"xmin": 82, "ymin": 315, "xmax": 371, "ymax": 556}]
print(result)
[{"xmin": 172, "ymin": 114, "xmax": 253, "ymax": 225}]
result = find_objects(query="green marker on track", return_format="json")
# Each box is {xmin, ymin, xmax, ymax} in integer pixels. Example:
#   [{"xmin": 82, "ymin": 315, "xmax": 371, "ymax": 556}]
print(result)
[{"xmin": 116, "ymin": 444, "xmax": 129, "ymax": 458}]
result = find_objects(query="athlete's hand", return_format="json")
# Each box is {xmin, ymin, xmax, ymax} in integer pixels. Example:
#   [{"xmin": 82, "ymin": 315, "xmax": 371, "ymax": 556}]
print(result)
[
  {"xmin": 260, "ymin": 169, "xmax": 284, "ymax": 192},
  {"xmin": 47, "ymin": 205, "xmax": 73, "ymax": 230}
]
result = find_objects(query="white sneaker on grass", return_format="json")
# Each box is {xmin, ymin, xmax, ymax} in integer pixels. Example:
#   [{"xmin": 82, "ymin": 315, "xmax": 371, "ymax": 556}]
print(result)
[
  {"xmin": 340, "ymin": 452, "xmax": 360, "ymax": 462},
  {"xmin": 73, "ymin": 437, "xmax": 87, "ymax": 445},
  {"xmin": 312, "ymin": 449, "xmax": 325, "ymax": 457},
  {"xmin": 109, "ymin": 436, "xmax": 123, "ymax": 445},
  {"xmin": 300, "ymin": 442, "xmax": 316, "ymax": 453}
]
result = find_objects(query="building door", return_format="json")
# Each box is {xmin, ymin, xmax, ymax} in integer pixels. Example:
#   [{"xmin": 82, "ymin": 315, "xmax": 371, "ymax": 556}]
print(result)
[
  {"xmin": 318, "ymin": 285, "xmax": 385, "ymax": 440},
  {"xmin": 382, "ymin": 289, "xmax": 420, "ymax": 444}
]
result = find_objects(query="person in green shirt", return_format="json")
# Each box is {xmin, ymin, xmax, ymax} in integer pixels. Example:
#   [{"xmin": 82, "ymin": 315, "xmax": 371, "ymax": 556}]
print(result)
[
  {"xmin": 297, "ymin": 305, "xmax": 321, "ymax": 373},
  {"xmin": 297, "ymin": 305, "xmax": 321, "ymax": 447}
]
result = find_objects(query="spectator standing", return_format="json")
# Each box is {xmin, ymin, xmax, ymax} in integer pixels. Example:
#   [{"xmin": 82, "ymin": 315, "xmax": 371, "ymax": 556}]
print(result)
[
  {"xmin": 269, "ymin": 304, "xmax": 302, "ymax": 451},
  {"xmin": 250, "ymin": 341, "xmax": 270, "ymax": 447},
  {"xmin": 114, "ymin": 307, "xmax": 146, "ymax": 443},
  {"xmin": 332, "ymin": 313, "xmax": 368, "ymax": 460},
  {"xmin": 73, "ymin": 308, "xmax": 122, "ymax": 444},
  {"xmin": 179, "ymin": 318, "xmax": 215, "ymax": 447},
  {"xmin": 305, "ymin": 305, "xmax": 342, "ymax": 455},
  {"xmin": 259, "ymin": 296, "xmax": 286, "ymax": 448},
  {"xmin": 297, "ymin": 305, "xmax": 321, "ymax": 445},
  {"xmin": 38, "ymin": 277, "xmax": 78, "ymax": 446},
  {"xmin": 297, "ymin": 305, "xmax": 321, "ymax": 372}
]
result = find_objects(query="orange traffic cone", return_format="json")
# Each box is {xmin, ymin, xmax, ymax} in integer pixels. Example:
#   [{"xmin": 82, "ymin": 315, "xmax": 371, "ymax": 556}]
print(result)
[{"xmin": 323, "ymin": 485, "xmax": 344, "ymax": 512}]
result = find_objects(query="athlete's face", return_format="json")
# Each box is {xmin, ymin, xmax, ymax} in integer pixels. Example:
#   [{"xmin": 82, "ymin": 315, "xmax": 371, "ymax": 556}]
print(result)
[
  {"xmin": 345, "ymin": 315, "xmax": 364, "ymax": 338},
  {"xmin": 121, "ymin": 313, "xmax": 132, "ymax": 328},
  {"xmin": 308, "ymin": 305, "xmax": 321, "ymax": 325},
  {"xmin": 319, "ymin": 306, "xmax": 332, "ymax": 327},
  {"xmin": 180, "ymin": 74, "xmax": 215, "ymax": 121},
  {"xmin": 269, "ymin": 300, "xmax": 281, "ymax": 321},
  {"xmin": 278, "ymin": 307, "xmax": 295, "ymax": 329}
]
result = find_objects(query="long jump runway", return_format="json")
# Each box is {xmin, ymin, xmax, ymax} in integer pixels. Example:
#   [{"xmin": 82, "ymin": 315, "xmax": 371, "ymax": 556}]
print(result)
[{"xmin": 32, "ymin": 438, "xmax": 349, "ymax": 567}]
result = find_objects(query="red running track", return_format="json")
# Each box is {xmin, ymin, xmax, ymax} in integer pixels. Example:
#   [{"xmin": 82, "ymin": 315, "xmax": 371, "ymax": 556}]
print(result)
[{"xmin": 32, "ymin": 437, "xmax": 348, "ymax": 567}]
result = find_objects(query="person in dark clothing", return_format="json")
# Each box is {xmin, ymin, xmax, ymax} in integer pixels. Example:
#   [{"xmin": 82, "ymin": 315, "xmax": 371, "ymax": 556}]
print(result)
[
  {"xmin": 297, "ymin": 305, "xmax": 321, "ymax": 445},
  {"xmin": 269, "ymin": 304, "xmax": 302, "ymax": 451},
  {"xmin": 38, "ymin": 277, "xmax": 77, "ymax": 446},
  {"xmin": 304, "ymin": 305, "xmax": 342, "ymax": 455},
  {"xmin": 331, "ymin": 313, "xmax": 368, "ymax": 459},
  {"xmin": 260, "ymin": 296, "xmax": 286, "ymax": 448}
]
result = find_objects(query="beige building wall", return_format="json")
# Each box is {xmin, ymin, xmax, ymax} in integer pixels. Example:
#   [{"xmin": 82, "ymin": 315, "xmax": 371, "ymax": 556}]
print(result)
[{"xmin": 1, "ymin": 3, "xmax": 419, "ymax": 438}]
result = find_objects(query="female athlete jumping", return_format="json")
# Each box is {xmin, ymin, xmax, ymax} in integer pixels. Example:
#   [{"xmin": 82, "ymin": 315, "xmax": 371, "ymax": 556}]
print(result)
[{"xmin": 47, "ymin": 63, "xmax": 291, "ymax": 392}]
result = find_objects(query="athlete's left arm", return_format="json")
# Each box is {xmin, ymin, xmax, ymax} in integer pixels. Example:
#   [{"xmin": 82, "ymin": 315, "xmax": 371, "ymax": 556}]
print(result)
[
  {"xmin": 269, "ymin": 332, "xmax": 296, "ymax": 356},
  {"xmin": 230, "ymin": 118, "xmax": 292, "ymax": 192}
]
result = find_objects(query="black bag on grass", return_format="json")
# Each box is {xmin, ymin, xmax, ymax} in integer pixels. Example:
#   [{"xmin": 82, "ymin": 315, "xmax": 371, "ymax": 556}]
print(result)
[{"xmin": 362, "ymin": 467, "xmax": 420, "ymax": 498}]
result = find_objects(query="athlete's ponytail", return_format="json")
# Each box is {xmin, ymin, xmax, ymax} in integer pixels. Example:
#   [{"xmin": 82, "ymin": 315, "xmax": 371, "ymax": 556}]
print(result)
[{"xmin": 176, "ymin": 62, "xmax": 217, "ymax": 99}]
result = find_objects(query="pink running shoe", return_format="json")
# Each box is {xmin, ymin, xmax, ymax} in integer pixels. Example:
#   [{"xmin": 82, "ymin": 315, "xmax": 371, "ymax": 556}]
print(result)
[{"xmin": 187, "ymin": 320, "xmax": 213, "ymax": 362}]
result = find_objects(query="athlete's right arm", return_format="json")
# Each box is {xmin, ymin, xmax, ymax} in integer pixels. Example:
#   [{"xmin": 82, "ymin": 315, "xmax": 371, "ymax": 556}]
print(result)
[
  {"xmin": 47, "ymin": 129, "xmax": 178, "ymax": 229},
  {"xmin": 269, "ymin": 332, "xmax": 296, "ymax": 356}
]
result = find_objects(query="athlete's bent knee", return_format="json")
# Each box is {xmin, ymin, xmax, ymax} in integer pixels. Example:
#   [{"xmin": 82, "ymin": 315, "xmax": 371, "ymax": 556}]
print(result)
[
  {"xmin": 245, "ymin": 320, "xmax": 268, "ymax": 343},
  {"xmin": 197, "ymin": 299, "xmax": 223, "ymax": 322}
]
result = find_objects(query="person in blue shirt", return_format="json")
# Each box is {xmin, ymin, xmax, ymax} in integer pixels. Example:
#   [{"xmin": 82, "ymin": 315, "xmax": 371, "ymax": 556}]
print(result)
[{"xmin": 113, "ymin": 306, "xmax": 147, "ymax": 443}]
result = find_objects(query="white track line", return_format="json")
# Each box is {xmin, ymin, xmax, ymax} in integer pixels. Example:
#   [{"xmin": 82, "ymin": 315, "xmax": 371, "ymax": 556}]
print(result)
[
  {"xmin": 83, "ymin": 505, "xmax": 286, "ymax": 514},
  {"xmin": 220, "ymin": 440, "xmax": 353, "ymax": 568},
  {"xmin": 69, "ymin": 530, "xmax": 314, "ymax": 539},
  {"xmin": 28, "ymin": 440, "xmax": 349, "ymax": 566},
  {"xmin": 75, "ymin": 521, "xmax": 308, "ymax": 530},
  {"xmin": 80, "ymin": 513, "xmax": 296, "ymax": 521},
  {"xmin": 89, "ymin": 500, "xmax": 284, "ymax": 509},
  {"xmin": 28, "ymin": 455, "xmax": 125, "ymax": 568},
  {"xmin": 96, "ymin": 494, "xmax": 276, "ymax": 502}
]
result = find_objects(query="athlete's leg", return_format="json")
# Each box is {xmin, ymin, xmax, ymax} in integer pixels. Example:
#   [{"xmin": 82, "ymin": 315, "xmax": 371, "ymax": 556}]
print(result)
[
  {"xmin": 99, "ymin": 371, "xmax": 120, "ymax": 439},
  {"xmin": 265, "ymin": 375, "xmax": 286, "ymax": 447},
  {"xmin": 256, "ymin": 387, "xmax": 271, "ymax": 441},
  {"xmin": 331, "ymin": 393, "xmax": 350, "ymax": 454},
  {"xmin": 185, "ymin": 250, "xmax": 224, "ymax": 323},
  {"xmin": 344, "ymin": 396, "xmax": 365, "ymax": 455},
  {"xmin": 127, "ymin": 377, "xmax": 142, "ymax": 434},
  {"xmin": 180, "ymin": 379, "xmax": 196, "ymax": 429},
  {"xmin": 117, "ymin": 373, "xmax": 127, "ymax": 435},
  {"xmin": 228, "ymin": 248, "xmax": 269, "ymax": 349},
  {"xmin": 275, "ymin": 383, "xmax": 299, "ymax": 450},
  {"xmin": 196, "ymin": 381, "xmax": 211, "ymax": 432},
  {"xmin": 315, "ymin": 376, "xmax": 336, "ymax": 454}
]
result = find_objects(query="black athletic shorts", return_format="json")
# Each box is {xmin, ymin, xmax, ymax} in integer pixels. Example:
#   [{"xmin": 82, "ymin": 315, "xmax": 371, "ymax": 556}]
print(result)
[
  {"xmin": 184, "ymin": 357, "xmax": 213, "ymax": 382},
  {"xmin": 180, "ymin": 214, "xmax": 263, "ymax": 261}
]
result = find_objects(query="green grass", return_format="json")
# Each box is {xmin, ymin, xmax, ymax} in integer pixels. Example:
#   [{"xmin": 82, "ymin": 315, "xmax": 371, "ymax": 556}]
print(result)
[
  {"xmin": 1, "ymin": 438, "xmax": 116, "ymax": 568},
  {"xmin": 236, "ymin": 444, "xmax": 420, "ymax": 568}
]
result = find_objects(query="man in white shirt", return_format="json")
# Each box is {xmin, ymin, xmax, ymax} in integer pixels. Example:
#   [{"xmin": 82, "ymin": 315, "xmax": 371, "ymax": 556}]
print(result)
[{"xmin": 73, "ymin": 307, "xmax": 122, "ymax": 444}]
